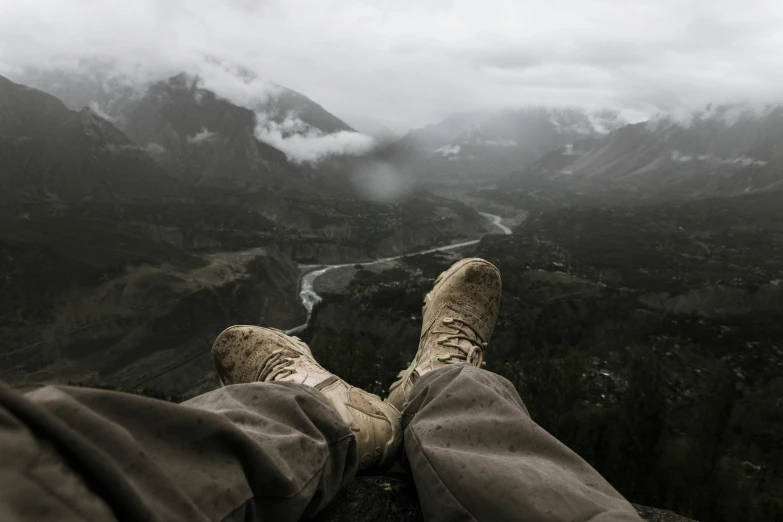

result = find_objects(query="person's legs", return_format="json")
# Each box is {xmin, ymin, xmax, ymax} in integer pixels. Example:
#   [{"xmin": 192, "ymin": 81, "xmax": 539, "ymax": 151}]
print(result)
[
  {"xmin": 1, "ymin": 325, "xmax": 402, "ymax": 522},
  {"xmin": 387, "ymin": 258, "xmax": 641, "ymax": 521},
  {"xmin": 402, "ymin": 364, "xmax": 641, "ymax": 522},
  {"xmin": 0, "ymin": 379, "xmax": 357, "ymax": 522}
]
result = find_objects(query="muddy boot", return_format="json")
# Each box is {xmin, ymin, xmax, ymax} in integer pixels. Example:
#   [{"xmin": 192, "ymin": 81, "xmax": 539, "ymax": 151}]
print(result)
[
  {"xmin": 211, "ymin": 325, "xmax": 402, "ymax": 474},
  {"xmin": 386, "ymin": 258, "xmax": 502, "ymax": 410}
]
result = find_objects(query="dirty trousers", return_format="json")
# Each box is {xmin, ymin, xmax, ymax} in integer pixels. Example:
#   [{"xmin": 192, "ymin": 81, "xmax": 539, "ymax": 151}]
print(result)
[{"xmin": 0, "ymin": 364, "xmax": 641, "ymax": 522}]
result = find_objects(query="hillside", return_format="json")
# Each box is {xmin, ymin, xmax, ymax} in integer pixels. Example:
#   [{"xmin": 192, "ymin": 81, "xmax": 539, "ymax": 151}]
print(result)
[
  {"xmin": 0, "ymin": 211, "xmax": 304, "ymax": 397},
  {"xmin": 121, "ymin": 72, "xmax": 312, "ymax": 190},
  {"xmin": 302, "ymin": 192, "xmax": 783, "ymax": 521},
  {"xmin": 518, "ymin": 105, "xmax": 783, "ymax": 199},
  {"xmin": 0, "ymin": 75, "xmax": 175, "ymax": 202},
  {"xmin": 15, "ymin": 64, "xmax": 357, "ymax": 135},
  {"xmin": 381, "ymin": 107, "xmax": 624, "ymax": 185}
]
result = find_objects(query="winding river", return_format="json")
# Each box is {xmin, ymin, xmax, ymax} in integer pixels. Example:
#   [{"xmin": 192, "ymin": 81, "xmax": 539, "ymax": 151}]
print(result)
[{"xmin": 286, "ymin": 212, "xmax": 511, "ymax": 335}]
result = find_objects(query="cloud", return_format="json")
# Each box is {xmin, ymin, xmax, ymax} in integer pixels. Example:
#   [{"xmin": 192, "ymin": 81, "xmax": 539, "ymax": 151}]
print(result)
[
  {"xmin": 435, "ymin": 144, "xmax": 461, "ymax": 156},
  {"xmin": 144, "ymin": 143, "xmax": 166, "ymax": 154},
  {"xmin": 88, "ymin": 101, "xmax": 116, "ymax": 122},
  {"xmin": 162, "ymin": 64, "xmax": 377, "ymax": 162},
  {"xmin": 726, "ymin": 157, "xmax": 767, "ymax": 167},
  {"xmin": 254, "ymin": 114, "xmax": 376, "ymax": 163},
  {"xmin": 476, "ymin": 138, "xmax": 517, "ymax": 147},
  {"xmin": 698, "ymin": 153, "xmax": 768, "ymax": 167},
  {"xmin": 193, "ymin": 60, "xmax": 282, "ymax": 109},
  {"xmin": 1, "ymin": 0, "xmax": 783, "ymax": 132},
  {"xmin": 187, "ymin": 127, "xmax": 220, "ymax": 144},
  {"xmin": 671, "ymin": 150, "xmax": 693, "ymax": 163},
  {"xmin": 674, "ymin": 150, "xmax": 768, "ymax": 167},
  {"xmin": 696, "ymin": 103, "xmax": 779, "ymax": 127}
]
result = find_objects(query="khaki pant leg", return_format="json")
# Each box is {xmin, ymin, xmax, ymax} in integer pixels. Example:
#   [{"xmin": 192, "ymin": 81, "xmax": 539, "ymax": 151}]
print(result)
[
  {"xmin": 402, "ymin": 365, "xmax": 641, "ymax": 522},
  {"xmin": 0, "ymin": 381, "xmax": 357, "ymax": 522}
]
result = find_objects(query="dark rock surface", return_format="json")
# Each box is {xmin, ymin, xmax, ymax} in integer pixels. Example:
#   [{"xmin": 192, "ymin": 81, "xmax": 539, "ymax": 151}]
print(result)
[
  {"xmin": 315, "ymin": 476, "xmax": 423, "ymax": 522},
  {"xmin": 314, "ymin": 476, "xmax": 696, "ymax": 522},
  {"xmin": 632, "ymin": 504, "xmax": 698, "ymax": 522}
]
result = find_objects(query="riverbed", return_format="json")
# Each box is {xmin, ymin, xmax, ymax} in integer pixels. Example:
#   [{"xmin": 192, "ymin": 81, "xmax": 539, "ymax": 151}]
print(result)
[{"xmin": 286, "ymin": 212, "xmax": 511, "ymax": 334}]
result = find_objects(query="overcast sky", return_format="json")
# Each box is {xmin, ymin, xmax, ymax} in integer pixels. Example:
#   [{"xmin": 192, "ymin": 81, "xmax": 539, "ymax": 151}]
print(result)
[{"xmin": 1, "ymin": 0, "xmax": 783, "ymax": 133}]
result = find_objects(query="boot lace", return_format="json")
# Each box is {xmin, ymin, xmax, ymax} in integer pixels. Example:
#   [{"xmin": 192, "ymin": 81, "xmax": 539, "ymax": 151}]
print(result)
[
  {"xmin": 435, "ymin": 317, "xmax": 487, "ymax": 367},
  {"xmin": 255, "ymin": 349, "xmax": 301, "ymax": 382}
]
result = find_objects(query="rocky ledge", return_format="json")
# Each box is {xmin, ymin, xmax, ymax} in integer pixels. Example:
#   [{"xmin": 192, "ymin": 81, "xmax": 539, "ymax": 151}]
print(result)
[{"xmin": 315, "ymin": 476, "xmax": 696, "ymax": 522}]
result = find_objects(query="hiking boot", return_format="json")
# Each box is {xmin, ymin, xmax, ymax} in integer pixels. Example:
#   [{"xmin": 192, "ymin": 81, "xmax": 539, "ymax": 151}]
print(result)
[
  {"xmin": 386, "ymin": 258, "xmax": 502, "ymax": 410},
  {"xmin": 211, "ymin": 325, "xmax": 402, "ymax": 473}
]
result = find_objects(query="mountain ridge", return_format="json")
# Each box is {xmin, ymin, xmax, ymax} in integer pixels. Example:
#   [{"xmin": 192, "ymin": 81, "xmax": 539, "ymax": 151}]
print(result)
[
  {"xmin": 0, "ymin": 74, "xmax": 176, "ymax": 202},
  {"xmin": 379, "ymin": 107, "xmax": 626, "ymax": 185},
  {"xmin": 517, "ymin": 104, "xmax": 783, "ymax": 198}
]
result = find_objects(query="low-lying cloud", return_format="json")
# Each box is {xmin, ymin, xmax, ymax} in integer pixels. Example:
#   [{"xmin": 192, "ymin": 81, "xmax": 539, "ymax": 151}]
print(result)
[
  {"xmin": 435, "ymin": 144, "xmax": 461, "ymax": 157},
  {"xmin": 255, "ymin": 115, "xmax": 377, "ymax": 163},
  {"xmin": 476, "ymin": 138, "xmax": 518, "ymax": 147},
  {"xmin": 671, "ymin": 150, "xmax": 768, "ymax": 167},
  {"xmin": 88, "ymin": 101, "xmax": 116, "ymax": 122},
  {"xmin": 143, "ymin": 143, "xmax": 166, "ymax": 154},
  {"xmin": 647, "ymin": 102, "xmax": 781, "ymax": 130},
  {"xmin": 185, "ymin": 64, "xmax": 377, "ymax": 162},
  {"xmin": 187, "ymin": 128, "xmax": 221, "ymax": 144},
  {"xmin": 194, "ymin": 60, "xmax": 281, "ymax": 109}
]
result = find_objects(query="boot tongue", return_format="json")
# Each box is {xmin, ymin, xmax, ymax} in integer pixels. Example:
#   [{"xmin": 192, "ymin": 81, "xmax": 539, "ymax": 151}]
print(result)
[{"xmin": 440, "ymin": 301, "xmax": 494, "ymax": 341}]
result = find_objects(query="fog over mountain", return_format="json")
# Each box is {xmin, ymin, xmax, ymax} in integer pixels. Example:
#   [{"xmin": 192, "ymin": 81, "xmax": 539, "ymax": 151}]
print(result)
[
  {"xmin": 517, "ymin": 103, "xmax": 783, "ymax": 198},
  {"xmin": 13, "ymin": 61, "xmax": 377, "ymax": 164},
  {"xmin": 2, "ymin": 0, "xmax": 783, "ymax": 136}
]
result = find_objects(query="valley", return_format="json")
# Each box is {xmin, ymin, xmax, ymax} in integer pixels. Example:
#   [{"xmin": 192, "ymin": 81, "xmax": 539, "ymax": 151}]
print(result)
[
  {"xmin": 0, "ymin": 72, "xmax": 493, "ymax": 399},
  {"xmin": 287, "ymin": 211, "xmax": 514, "ymax": 334},
  {"xmin": 1, "ymin": 60, "xmax": 782, "ymax": 522}
]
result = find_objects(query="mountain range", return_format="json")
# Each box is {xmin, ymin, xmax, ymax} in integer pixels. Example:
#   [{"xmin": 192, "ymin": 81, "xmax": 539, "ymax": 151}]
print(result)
[
  {"xmin": 16, "ymin": 63, "xmax": 356, "ymax": 135},
  {"xmin": 10, "ymin": 65, "xmax": 634, "ymax": 193},
  {"xmin": 379, "ymin": 107, "xmax": 626, "ymax": 182},
  {"xmin": 5, "ymin": 63, "xmax": 783, "ymax": 205},
  {"xmin": 0, "ymin": 69, "xmax": 495, "ymax": 252},
  {"xmin": 13, "ymin": 65, "xmax": 354, "ymax": 192},
  {"xmin": 517, "ymin": 104, "xmax": 783, "ymax": 198}
]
